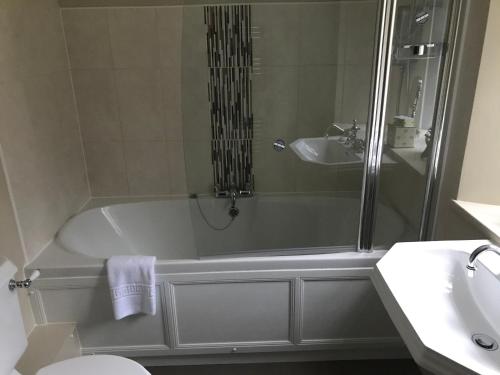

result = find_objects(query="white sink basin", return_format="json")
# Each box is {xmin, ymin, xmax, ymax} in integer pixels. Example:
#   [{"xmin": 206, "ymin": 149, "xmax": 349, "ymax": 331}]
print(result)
[
  {"xmin": 290, "ymin": 137, "xmax": 362, "ymax": 166},
  {"xmin": 372, "ymin": 240, "xmax": 500, "ymax": 375},
  {"xmin": 290, "ymin": 136, "xmax": 397, "ymax": 167}
]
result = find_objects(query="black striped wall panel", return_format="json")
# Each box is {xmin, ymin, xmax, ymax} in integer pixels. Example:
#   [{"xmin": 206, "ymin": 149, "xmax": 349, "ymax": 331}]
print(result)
[{"xmin": 205, "ymin": 5, "xmax": 254, "ymax": 192}]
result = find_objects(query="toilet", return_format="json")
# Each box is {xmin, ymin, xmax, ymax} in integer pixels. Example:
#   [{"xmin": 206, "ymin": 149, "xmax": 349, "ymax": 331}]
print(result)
[{"xmin": 0, "ymin": 257, "xmax": 150, "ymax": 375}]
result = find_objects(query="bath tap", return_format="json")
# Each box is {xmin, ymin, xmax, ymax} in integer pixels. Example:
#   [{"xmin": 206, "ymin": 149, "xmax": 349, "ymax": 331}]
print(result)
[
  {"xmin": 466, "ymin": 244, "xmax": 500, "ymax": 272},
  {"xmin": 324, "ymin": 121, "xmax": 365, "ymax": 152},
  {"xmin": 324, "ymin": 123, "xmax": 345, "ymax": 138},
  {"xmin": 344, "ymin": 120, "xmax": 365, "ymax": 153},
  {"xmin": 230, "ymin": 186, "xmax": 238, "ymax": 207},
  {"xmin": 229, "ymin": 185, "xmax": 240, "ymax": 218}
]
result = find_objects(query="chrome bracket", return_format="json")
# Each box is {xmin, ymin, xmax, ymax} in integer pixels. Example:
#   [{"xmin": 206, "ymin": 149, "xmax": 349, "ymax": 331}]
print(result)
[
  {"xmin": 8, "ymin": 270, "xmax": 40, "ymax": 291},
  {"xmin": 214, "ymin": 185, "xmax": 253, "ymax": 199}
]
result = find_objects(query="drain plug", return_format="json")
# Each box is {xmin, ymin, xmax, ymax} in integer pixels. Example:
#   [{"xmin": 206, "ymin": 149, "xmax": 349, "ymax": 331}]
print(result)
[{"xmin": 472, "ymin": 334, "xmax": 498, "ymax": 351}]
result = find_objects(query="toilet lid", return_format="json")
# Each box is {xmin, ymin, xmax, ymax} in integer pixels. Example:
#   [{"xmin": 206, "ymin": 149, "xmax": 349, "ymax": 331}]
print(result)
[{"xmin": 36, "ymin": 355, "xmax": 150, "ymax": 375}]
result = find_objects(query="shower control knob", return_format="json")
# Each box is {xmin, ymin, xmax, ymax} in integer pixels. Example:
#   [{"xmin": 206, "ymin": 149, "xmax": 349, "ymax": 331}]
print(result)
[{"xmin": 273, "ymin": 139, "xmax": 286, "ymax": 152}]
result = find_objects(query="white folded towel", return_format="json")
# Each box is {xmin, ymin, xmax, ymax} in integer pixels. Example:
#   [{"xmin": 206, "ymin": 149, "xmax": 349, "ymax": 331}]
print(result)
[{"xmin": 107, "ymin": 256, "xmax": 156, "ymax": 320}]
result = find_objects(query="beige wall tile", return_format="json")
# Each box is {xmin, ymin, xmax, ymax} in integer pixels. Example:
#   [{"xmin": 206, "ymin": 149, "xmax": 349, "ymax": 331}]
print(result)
[
  {"xmin": 252, "ymin": 4, "xmax": 300, "ymax": 67},
  {"xmin": 4, "ymin": 79, "xmax": 88, "ymax": 259},
  {"xmin": 180, "ymin": 6, "xmax": 206, "ymax": 68},
  {"xmin": 17, "ymin": 0, "xmax": 69, "ymax": 77},
  {"xmin": 253, "ymin": 137, "xmax": 296, "ymax": 193},
  {"xmin": 166, "ymin": 141, "xmax": 187, "ymax": 194},
  {"xmin": 62, "ymin": 8, "xmax": 113, "ymax": 69},
  {"xmin": 157, "ymin": 7, "xmax": 183, "ymax": 68},
  {"xmin": 0, "ymin": 3, "xmax": 23, "ymax": 83},
  {"xmin": 0, "ymin": 149, "xmax": 35, "ymax": 336},
  {"xmin": 72, "ymin": 69, "xmax": 122, "ymax": 141},
  {"xmin": 297, "ymin": 65, "xmax": 338, "ymax": 138},
  {"xmin": 161, "ymin": 67, "xmax": 183, "ymax": 141},
  {"xmin": 253, "ymin": 66, "xmax": 298, "ymax": 140},
  {"xmin": 108, "ymin": 7, "xmax": 159, "ymax": 68},
  {"xmin": 298, "ymin": 2, "xmax": 344, "ymax": 66},
  {"xmin": 340, "ymin": 64, "xmax": 372, "ymax": 124},
  {"xmin": 182, "ymin": 64, "xmax": 211, "ymax": 141},
  {"xmin": 85, "ymin": 141, "xmax": 128, "ymax": 196},
  {"xmin": 344, "ymin": 1, "xmax": 377, "ymax": 65},
  {"xmin": 183, "ymin": 140, "xmax": 212, "ymax": 194},
  {"xmin": 124, "ymin": 141, "xmax": 169, "ymax": 195},
  {"xmin": 115, "ymin": 68, "xmax": 165, "ymax": 141},
  {"xmin": 0, "ymin": 69, "xmax": 88, "ymax": 261}
]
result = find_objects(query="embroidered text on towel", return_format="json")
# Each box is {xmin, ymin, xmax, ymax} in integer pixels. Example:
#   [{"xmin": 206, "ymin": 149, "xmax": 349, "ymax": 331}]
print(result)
[{"xmin": 111, "ymin": 284, "xmax": 154, "ymax": 300}]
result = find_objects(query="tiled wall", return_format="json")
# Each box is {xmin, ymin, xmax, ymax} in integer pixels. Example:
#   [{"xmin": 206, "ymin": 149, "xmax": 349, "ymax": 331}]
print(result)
[
  {"xmin": 254, "ymin": 1, "xmax": 376, "ymax": 193},
  {"xmin": 0, "ymin": 0, "xmax": 89, "ymax": 261},
  {"xmin": 62, "ymin": 1, "xmax": 377, "ymax": 197},
  {"xmin": 0, "ymin": 157, "xmax": 35, "ymax": 335},
  {"xmin": 182, "ymin": 1, "xmax": 377, "ymax": 194},
  {"xmin": 63, "ymin": 6, "xmax": 186, "ymax": 196}
]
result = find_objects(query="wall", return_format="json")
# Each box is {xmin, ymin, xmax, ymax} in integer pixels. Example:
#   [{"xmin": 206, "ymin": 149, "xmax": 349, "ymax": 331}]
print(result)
[
  {"xmin": 62, "ymin": 6, "xmax": 186, "ymax": 196},
  {"xmin": 457, "ymin": 0, "xmax": 500, "ymax": 205},
  {"xmin": 0, "ymin": 152, "xmax": 35, "ymax": 335},
  {"xmin": 434, "ymin": 0, "xmax": 489, "ymax": 240},
  {"xmin": 62, "ymin": 1, "xmax": 377, "ymax": 197},
  {"xmin": 0, "ymin": 0, "xmax": 89, "ymax": 262},
  {"xmin": 183, "ymin": 1, "xmax": 376, "ymax": 194}
]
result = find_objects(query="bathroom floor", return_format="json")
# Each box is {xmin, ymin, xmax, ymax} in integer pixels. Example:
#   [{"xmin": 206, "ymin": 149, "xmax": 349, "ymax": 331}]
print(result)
[{"xmin": 147, "ymin": 359, "xmax": 422, "ymax": 375}]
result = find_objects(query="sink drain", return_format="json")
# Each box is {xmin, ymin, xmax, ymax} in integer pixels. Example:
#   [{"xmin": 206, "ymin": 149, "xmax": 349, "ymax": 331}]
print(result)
[{"xmin": 472, "ymin": 334, "xmax": 498, "ymax": 351}]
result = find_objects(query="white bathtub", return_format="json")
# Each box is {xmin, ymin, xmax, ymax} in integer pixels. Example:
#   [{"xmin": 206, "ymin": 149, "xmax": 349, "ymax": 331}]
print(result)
[
  {"xmin": 55, "ymin": 195, "xmax": 406, "ymax": 259},
  {"xmin": 27, "ymin": 195, "xmax": 408, "ymax": 365}
]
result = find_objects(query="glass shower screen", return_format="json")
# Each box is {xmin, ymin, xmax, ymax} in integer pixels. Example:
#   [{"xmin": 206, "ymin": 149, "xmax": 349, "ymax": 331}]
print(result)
[{"xmin": 180, "ymin": 0, "xmax": 397, "ymax": 257}]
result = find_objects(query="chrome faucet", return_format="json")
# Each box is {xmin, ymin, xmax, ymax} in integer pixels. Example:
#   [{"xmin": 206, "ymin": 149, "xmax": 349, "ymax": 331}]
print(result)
[
  {"xmin": 466, "ymin": 244, "xmax": 500, "ymax": 272},
  {"xmin": 344, "ymin": 120, "xmax": 365, "ymax": 153},
  {"xmin": 323, "ymin": 121, "xmax": 365, "ymax": 152},
  {"xmin": 230, "ymin": 185, "xmax": 238, "ymax": 207},
  {"xmin": 229, "ymin": 185, "xmax": 239, "ymax": 218},
  {"xmin": 344, "ymin": 120, "xmax": 360, "ymax": 143},
  {"xmin": 324, "ymin": 123, "xmax": 345, "ymax": 138}
]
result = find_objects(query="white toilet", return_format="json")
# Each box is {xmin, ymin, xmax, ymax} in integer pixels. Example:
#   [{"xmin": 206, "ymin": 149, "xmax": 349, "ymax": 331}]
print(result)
[{"xmin": 0, "ymin": 257, "xmax": 150, "ymax": 375}]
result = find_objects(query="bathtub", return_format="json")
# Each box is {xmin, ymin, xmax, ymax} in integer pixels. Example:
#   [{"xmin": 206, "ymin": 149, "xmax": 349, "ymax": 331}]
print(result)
[
  {"xmin": 56, "ymin": 194, "xmax": 406, "ymax": 259},
  {"xmin": 27, "ymin": 195, "xmax": 408, "ymax": 365}
]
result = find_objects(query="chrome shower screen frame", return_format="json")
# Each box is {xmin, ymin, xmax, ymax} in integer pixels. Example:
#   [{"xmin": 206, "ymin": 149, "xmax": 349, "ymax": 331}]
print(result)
[
  {"xmin": 418, "ymin": 0, "xmax": 463, "ymax": 241},
  {"xmin": 358, "ymin": 0, "xmax": 398, "ymax": 251},
  {"xmin": 357, "ymin": 0, "xmax": 463, "ymax": 251}
]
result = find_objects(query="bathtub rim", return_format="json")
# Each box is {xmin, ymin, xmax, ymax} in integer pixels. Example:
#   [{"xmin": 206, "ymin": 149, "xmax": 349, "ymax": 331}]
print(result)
[{"xmin": 26, "ymin": 240, "xmax": 389, "ymax": 279}]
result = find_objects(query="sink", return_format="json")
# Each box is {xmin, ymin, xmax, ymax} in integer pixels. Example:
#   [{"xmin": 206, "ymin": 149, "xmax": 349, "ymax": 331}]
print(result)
[
  {"xmin": 372, "ymin": 240, "xmax": 500, "ymax": 375},
  {"xmin": 290, "ymin": 137, "xmax": 362, "ymax": 166},
  {"xmin": 290, "ymin": 136, "xmax": 397, "ymax": 167}
]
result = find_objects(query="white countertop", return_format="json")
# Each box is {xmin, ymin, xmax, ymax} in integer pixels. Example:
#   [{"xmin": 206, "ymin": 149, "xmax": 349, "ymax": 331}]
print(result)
[
  {"xmin": 454, "ymin": 200, "xmax": 500, "ymax": 245},
  {"xmin": 386, "ymin": 129, "xmax": 428, "ymax": 175}
]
